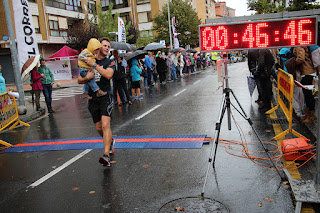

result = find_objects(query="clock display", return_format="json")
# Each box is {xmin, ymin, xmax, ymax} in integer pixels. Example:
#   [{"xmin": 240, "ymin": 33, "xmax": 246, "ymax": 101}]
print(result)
[{"xmin": 199, "ymin": 17, "xmax": 317, "ymax": 51}]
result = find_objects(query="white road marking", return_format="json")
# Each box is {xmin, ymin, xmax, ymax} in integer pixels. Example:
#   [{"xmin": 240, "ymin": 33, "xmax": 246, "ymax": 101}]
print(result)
[
  {"xmin": 135, "ymin": 104, "xmax": 162, "ymax": 120},
  {"xmin": 193, "ymin": 80, "xmax": 201, "ymax": 85},
  {"xmin": 28, "ymin": 149, "xmax": 92, "ymax": 188},
  {"xmin": 173, "ymin": 89, "xmax": 187, "ymax": 97}
]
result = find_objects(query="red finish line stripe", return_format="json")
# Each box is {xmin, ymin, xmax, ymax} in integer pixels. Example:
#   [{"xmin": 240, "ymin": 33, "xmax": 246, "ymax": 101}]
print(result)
[{"xmin": 14, "ymin": 138, "xmax": 205, "ymax": 147}]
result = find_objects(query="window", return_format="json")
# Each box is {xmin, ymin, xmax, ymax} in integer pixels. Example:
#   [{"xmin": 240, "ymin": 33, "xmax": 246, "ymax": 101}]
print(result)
[
  {"xmin": 87, "ymin": 2, "xmax": 95, "ymax": 13},
  {"xmin": 46, "ymin": 0, "xmax": 82, "ymax": 12},
  {"xmin": 49, "ymin": 16, "xmax": 68, "ymax": 37},
  {"xmin": 138, "ymin": 12, "xmax": 151, "ymax": 23},
  {"xmin": 101, "ymin": 0, "xmax": 128, "ymax": 10},
  {"xmin": 137, "ymin": 0, "xmax": 150, "ymax": 4},
  {"xmin": 32, "ymin": 16, "xmax": 40, "ymax": 33}
]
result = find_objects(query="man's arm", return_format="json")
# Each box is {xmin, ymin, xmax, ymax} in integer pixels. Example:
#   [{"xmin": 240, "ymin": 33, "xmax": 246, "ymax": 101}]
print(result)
[
  {"xmin": 83, "ymin": 57, "xmax": 114, "ymax": 80},
  {"xmin": 78, "ymin": 69, "xmax": 95, "ymax": 84}
]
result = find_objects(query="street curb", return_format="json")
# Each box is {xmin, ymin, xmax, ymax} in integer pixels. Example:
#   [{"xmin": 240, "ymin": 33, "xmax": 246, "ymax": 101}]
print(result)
[{"xmin": 19, "ymin": 108, "xmax": 46, "ymax": 123}]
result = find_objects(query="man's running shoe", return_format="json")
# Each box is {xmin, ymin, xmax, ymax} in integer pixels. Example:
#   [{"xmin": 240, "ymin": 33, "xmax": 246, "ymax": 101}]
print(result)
[
  {"xmin": 99, "ymin": 154, "xmax": 111, "ymax": 167},
  {"xmin": 109, "ymin": 138, "xmax": 115, "ymax": 155}
]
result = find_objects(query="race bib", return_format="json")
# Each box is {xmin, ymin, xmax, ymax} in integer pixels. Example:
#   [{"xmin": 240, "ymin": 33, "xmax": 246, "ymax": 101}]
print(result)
[{"xmin": 94, "ymin": 69, "xmax": 101, "ymax": 82}]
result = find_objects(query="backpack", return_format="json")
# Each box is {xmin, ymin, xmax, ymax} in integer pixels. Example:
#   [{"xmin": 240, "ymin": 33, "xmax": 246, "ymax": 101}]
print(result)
[{"xmin": 285, "ymin": 56, "xmax": 302, "ymax": 80}]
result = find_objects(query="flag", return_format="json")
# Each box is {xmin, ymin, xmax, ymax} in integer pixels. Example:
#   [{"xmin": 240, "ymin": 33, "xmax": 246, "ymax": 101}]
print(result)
[
  {"xmin": 13, "ymin": 0, "xmax": 39, "ymax": 71},
  {"xmin": 172, "ymin": 17, "xmax": 179, "ymax": 49},
  {"xmin": 118, "ymin": 17, "xmax": 126, "ymax": 53}
]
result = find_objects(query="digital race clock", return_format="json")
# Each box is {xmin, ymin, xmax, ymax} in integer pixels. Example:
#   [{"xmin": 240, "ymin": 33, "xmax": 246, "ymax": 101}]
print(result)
[{"xmin": 199, "ymin": 16, "xmax": 318, "ymax": 51}]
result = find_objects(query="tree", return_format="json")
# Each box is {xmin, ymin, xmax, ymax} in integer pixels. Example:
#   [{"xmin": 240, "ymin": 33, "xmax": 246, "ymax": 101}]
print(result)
[
  {"xmin": 286, "ymin": 0, "xmax": 320, "ymax": 11},
  {"xmin": 152, "ymin": 0, "xmax": 201, "ymax": 48},
  {"xmin": 65, "ymin": 20, "xmax": 100, "ymax": 52},
  {"xmin": 247, "ymin": 0, "xmax": 285, "ymax": 14},
  {"xmin": 135, "ymin": 31, "xmax": 154, "ymax": 49}
]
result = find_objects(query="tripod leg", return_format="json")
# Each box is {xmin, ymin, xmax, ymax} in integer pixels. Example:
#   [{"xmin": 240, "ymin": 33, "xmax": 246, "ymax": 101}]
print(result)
[{"xmin": 201, "ymin": 94, "xmax": 227, "ymax": 197}]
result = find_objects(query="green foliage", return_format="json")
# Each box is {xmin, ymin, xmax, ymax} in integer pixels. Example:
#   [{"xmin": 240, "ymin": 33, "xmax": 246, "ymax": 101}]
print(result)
[
  {"xmin": 152, "ymin": 0, "xmax": 201, "ymax": 48},
  {"xmin": 247, "ymin": 0, "xmax": 320, "ymax": 14},
  {"xmin": 135, "ymin": 31, "xmax": 154, "ymax": 49},
  {"xmin": 286, "ymin": 0, "xmax": 320, "ymax": 11},
  {"xmin": 247, "ymin": 0, "xmax": 285, "ymax": 14}
]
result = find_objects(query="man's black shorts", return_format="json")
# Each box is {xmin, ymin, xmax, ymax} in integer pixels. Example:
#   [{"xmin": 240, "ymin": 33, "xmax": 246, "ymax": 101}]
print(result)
[
  {"xmin": 88, "ymin": 95, "xmax": 113, "ymax": 123},
  {"xmin": 132, "ymin": 81, "xmax": 140, "ymax": 89}
]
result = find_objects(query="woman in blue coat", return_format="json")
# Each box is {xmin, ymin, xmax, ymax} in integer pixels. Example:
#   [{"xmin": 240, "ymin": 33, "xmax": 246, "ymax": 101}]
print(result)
[
  {"xmin": 130, "ymin": 59, "xmax": 142, "ymax": 100},
  {"xmin": 0, "ymin": 64, "xmax": 6, "ymax": 94}
]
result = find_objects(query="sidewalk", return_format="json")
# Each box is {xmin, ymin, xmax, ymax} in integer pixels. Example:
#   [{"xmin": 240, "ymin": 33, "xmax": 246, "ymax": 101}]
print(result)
[{"xmin": 6, "ymin": 78, "xmax": 79, "ymax": 123}]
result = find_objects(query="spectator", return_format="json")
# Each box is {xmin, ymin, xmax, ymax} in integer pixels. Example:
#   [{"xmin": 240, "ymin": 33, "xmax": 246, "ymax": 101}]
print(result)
[
  {"xmin": 171, "ymin": 52, "xmax": 178, "ymax": 81},
  {"xmin": 144, "ymin": 52, "xmax": 153, "ymax": 87},
  {"xmin": 31, "ymin": 65, "xmax": 45, "ymax": 111},
  {"xmin": 130, "ymin": 59, "xmax": 142, "ymax": 100},
  {"xmin": 293, "ymin": 46, "xmax": 317, "ymax": 123},
  {"xmin": 190, "ymin": 53, "xmax": 195, "ymax": 73},
  {"xmin": 0, "ymin": 64, "xmax": 6, "ymax": 94},
  {"xmin": 178, "ymin": 53, "xmax": 184, "ymax": 77},
  {"xmin": 156, "ymin": 51, "xmax": 167, "ymax": 85},
  {"xmin": 38, "ymin": 59, "xmax": 55, "ymax": 113},
  {"xmin": 186, "ymin": 54, "xmax": 191, "ymax": 75},
  {"xmin": 166, "ymin": 52, "xmax": 173, "ymax": 81},
  {"xmin": 150, "ymin": 52, "xmax": 157, "ymax": 84}
]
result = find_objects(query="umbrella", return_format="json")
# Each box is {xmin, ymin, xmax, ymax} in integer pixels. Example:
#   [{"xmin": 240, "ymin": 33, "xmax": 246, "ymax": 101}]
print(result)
[
  {"xmin": 21, "ymin": 55, "xmax": 41, "ymax": 82},
  {"xmin": 126, "ymin": 50, "xmax": 147, "ymax": 62},
  {"xmin": 110, "ymin": 42, "xmax": 135, "ymax": 51},
  {"xmin": 186, "ymin": 49, "xmax": 197, "ymax": 53},
  {"xmin": 170, "ymin": 48, "xmax": 181, "ymax": 53},
  {"xmin": 247, "ymin": 76, "xmax": 256, "ymax": 97},
  {"xmin": 143, "ymin": 43, "xmax": 166, "ymax": 51}
]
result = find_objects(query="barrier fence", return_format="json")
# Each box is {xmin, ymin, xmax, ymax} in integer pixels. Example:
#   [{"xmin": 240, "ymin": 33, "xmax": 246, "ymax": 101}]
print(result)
[
  {"xmin": 266, "ymin": 68, "xmax": 306, "ymax": 140},
  {"xmin": 0, "ymin": 92, "xmax": 30, "ymax": 147}
]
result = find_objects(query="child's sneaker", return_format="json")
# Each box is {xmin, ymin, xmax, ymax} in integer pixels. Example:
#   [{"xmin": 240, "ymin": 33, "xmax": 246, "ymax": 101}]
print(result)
[
  {"xmin": 109, "ymin": 138, "xmax": 115, "ymax": 155},
  {"xmin": 83, "ymin": 93, "xmax": 92, "ymax": 100},
  {"xmin": 96, "ymin": 90, "xmax": 108, "ymax": 97},
  {"xmin": 99, "ymin": 154, "xmax": 111, "ymax": 167}
]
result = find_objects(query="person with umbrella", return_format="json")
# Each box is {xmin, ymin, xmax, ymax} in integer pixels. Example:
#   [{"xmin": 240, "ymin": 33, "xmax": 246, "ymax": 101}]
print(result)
[
  {"xmin": 130, "ymin": 59, "xmax": 142, "ymax": 99},
  {"xmin": 38, "ymin": 58, "xmax": 55, "ymax": 113},
  {"xmin": 156, "ymin": 51, "xmax": 167, "ymax": 85},
  {"xmin": 144, "ymin": 52, "xmax": 153, "ymax": 87},
  {"xmin": 30, "ymin": 59, "xmax": 45, "ymax": 111}
]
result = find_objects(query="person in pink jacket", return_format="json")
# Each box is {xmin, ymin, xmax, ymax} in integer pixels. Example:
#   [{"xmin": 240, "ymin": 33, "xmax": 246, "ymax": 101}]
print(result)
[{"xmin": 31, "ymin": 66, "xmax": 45, "ymax": 111}]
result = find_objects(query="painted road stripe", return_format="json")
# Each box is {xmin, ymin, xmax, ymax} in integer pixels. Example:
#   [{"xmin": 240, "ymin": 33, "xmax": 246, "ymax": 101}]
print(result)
[
  {"xmin": 135, "ymin": 104, "xmax": 162, "ymax": 120},
  {"xmin": 193, "ymin": 80, "xmax": 201, "ymax": 85},
  {"xmin": 28, "ymin": 149, "xmax": 92, "ymax": 188},
  {"xmin": 173, "ymin": 89, "xmax": 187, "ymax": 97}
]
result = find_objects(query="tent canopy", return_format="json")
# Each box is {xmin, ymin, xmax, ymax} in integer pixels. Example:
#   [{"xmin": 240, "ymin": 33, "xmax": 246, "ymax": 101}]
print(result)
[{"xmin": 48, "ymin": 46, "xmax": 79, "ymax": 59}]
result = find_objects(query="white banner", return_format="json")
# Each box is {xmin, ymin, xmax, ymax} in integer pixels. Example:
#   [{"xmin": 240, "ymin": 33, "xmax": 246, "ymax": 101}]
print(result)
[
  {"xmin": 12, "ymin": 0, "xmax": 39, "ymax": 71},
  {"xmin": 118, "ymin": 17, "xmax": 126, "ymax": 53},
  {"xmin": 46, "ymin": 60, "xmax": 72, "ymax": 80},
  {"xmin": 172, "ymin": 17, "xmax": 179, "ymax": 49}
]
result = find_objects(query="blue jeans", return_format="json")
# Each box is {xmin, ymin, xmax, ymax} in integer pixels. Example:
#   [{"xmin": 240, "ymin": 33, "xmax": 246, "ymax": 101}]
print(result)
[
  {"xmin": 171, "ymin": 64, "xmax": 177, "ymax": 80},
  {"xmin": 80, "ymin": 68, "xmax": 99, "ymax": 93},
  {"xmin": 42, "ymin": 84, "xmax": 53, "ymax": 110}
]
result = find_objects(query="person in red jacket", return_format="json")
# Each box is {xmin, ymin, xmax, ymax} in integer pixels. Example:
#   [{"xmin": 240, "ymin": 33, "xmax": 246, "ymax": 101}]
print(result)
[{"xmin": 31, "ymin": 66, "xmax": 45, "ymax": 111}]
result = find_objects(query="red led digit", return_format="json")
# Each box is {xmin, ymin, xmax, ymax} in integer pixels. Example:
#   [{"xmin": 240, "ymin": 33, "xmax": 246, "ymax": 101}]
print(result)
[
  {"xmin": 202, "ymin": 27, "xmax": 215, "ymax": 51},
  {"xmin": 298, "ymin": 19, "xmax": 313, "ymax": 45},
  {"xmin": 215, "ymin": 26, "xmax": 228, "ymax": 50},
  {"xmin": 256, "ymin": 22, "xmax": 269, "ymax": 47},
  {"xmin": 242, "ymin": 24, "xmax": 254, "ymax": 48},
  {"xmin": 284, "ymin": 21, "xmax": 297, "ymax": 46}
]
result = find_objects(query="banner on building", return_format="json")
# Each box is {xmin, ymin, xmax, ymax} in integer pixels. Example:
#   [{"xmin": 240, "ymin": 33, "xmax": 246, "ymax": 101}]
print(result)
[
  {"xmin": 118, "ymin": 17, "xmax": 126, "ymax": 53},
  {"xmin": 46, "ymin": 60, "xmax": 72, "ymax": 80},
  {"xmin": 12, "ymin": 0, "xmax": 39, "ymax": 71},
  {"xmin": 172, "ymin": 17, "xmax": 179, "ymax": 49}
]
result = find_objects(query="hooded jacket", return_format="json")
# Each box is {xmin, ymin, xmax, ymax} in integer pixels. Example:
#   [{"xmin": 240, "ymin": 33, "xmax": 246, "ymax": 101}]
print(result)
[
  {"xmin": 0, "ymin": 72, "xmax": 6, "ymax": 94},
  {"xmin": 78, "ymin": 38, "xmax": 102, "ymax": 69},
  {"xmin": 293, "ymin": 46, "xmax": 316, "ymax": 76},
  {"xmin": 130, "ymin": 59, "xmax": 142, "ymax": 82}
]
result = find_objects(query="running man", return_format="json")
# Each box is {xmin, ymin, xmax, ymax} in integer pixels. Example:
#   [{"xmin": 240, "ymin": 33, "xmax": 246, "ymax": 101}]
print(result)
[{"xmin": 77, "ymin": 37, "xmax": 115, "ymax": 167}]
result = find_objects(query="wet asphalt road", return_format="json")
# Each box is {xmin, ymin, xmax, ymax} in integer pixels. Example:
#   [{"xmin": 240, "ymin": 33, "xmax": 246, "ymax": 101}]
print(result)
[{"xmin": 0, "ymin": 62, "xmax": 295, "ymax": 212}]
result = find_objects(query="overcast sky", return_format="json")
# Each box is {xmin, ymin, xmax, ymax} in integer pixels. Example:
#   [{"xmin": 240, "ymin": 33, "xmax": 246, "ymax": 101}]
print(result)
[{"xmin": 221, "ymin": 0, "xmax": 320, "ymax": 17}]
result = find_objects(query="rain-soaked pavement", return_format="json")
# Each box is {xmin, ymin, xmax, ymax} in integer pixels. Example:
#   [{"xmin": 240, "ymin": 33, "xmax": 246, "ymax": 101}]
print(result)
[{"xmin": 0, "ymin": 61, "xmax": 302, "ymax": 212}]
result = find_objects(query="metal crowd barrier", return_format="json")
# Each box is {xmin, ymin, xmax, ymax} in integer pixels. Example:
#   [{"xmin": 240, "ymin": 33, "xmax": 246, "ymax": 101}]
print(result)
[
  {"xmin": 266, "ymin": 68, "xmax": 306, "ymax": 140},
  {"xmin": 0, "ymin": 92, "xmax": 30, "ymax": 147}
]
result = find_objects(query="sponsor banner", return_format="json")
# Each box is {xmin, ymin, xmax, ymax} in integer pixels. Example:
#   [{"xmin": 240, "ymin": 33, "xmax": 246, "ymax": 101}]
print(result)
[
  {"xmin": 46, "ymin": 60, "xmax": 72, "ymax": 80},
  {"xmin": 12, "ymin": 0, "xmax": 39, "ymax": 71},
  {"xmin": 118, "ymin": 17, "xmax": 126, "ymax": 53},
  {"xmin": 172, "ymin": 17, "xmax": 179, "ymax": 49}
]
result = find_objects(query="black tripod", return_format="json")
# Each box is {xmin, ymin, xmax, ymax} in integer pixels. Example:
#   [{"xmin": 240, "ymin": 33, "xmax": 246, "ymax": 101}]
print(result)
[{"xmin": 201, "ymin": 58, "xmax": 284, "ymax": 197}]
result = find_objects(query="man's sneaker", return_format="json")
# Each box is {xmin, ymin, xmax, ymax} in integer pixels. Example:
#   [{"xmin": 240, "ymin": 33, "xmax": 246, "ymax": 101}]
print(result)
[
  {"xmin": 109, "ymin": 138, "xmax": 115, "ymax": 155},
  {"xmin": 99, "ymin": 154, "xmax": 111, "ymax": 167}
]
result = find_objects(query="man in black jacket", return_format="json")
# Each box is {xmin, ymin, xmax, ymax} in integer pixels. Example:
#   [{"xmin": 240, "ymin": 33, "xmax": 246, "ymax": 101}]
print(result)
[{"xmin": 248, "ymin": 49, "xmax": 275, "ymax": 110}]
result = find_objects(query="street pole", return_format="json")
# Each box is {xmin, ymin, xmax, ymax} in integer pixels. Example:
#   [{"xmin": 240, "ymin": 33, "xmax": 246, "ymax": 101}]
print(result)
[
  {"xmin": 167, "ymin": 0, "xmax": 173, "ymax": 50},
  {"xmin": 3, "ymin": 0, "xmax": 26, "ymax": 110}
]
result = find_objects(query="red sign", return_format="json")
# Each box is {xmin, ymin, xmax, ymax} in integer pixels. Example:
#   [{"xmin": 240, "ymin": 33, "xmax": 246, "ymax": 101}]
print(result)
[{"xmin": 200, "ymin": 17, "xmax": 317, "ymax": 51}]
